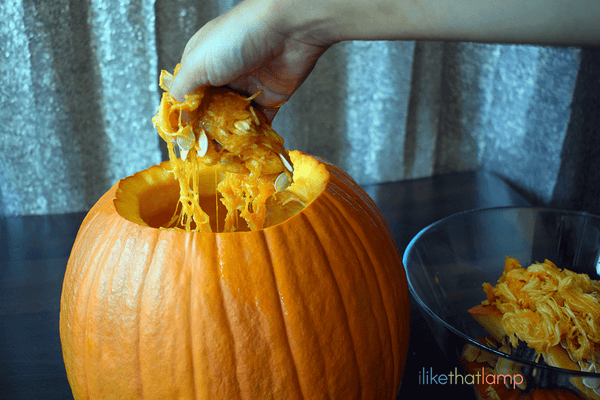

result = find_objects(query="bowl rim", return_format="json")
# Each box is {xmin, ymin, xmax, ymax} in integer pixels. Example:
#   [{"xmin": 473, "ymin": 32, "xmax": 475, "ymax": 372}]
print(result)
[{"xmin": 403, "ymin": 205, "xmax": 600, "ymax": 378}]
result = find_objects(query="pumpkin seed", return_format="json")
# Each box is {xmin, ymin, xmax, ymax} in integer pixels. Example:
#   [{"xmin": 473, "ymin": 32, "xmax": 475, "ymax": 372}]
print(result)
[
  {"xmin": 583, "ymin": 376, "xmax": 600, "ymax": 389},
  {"xmin": 177, "ymin": 129, "xmax": 195, "ymax": 161},
  {"xmin": 177, "ymin": 129, "xmax": 195, "ymax": 150},
  {"xmin": 234, "ymin": 120, "xmax": 252, "ymax": 133},
  {"xmin": 274, "ymin": 172, "xmax": 291, "ymax": 192},
  {"xmin": 180, "ymin": 148, "xmax": 190, "ymax": 162},
  {"xmin": 197, "ymin": 128, "xmax": 208, "ymax": 157},
  {"xmin": 161, "ymin": 71, "xmax": 174, "ymax": 91},
  {"xmin": 262, "ymin": 142, "xmax": 274, "ymax": 152},
  {"xmin": 582, "ymin": 361, "xmax": 600, "ymax": 390},
  {"xmin": 279, "ymin": 153, "xmax": 294, "ymax": 173},
  {"xmin": 249, "ymin": 106, "xmax": 260, "ymax": 125}
]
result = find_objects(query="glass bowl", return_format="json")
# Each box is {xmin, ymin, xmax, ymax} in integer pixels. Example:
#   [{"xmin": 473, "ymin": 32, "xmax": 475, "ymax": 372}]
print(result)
[{"xmin": 403, "ymin": 207, "xmax": 600, "ymax": 400}]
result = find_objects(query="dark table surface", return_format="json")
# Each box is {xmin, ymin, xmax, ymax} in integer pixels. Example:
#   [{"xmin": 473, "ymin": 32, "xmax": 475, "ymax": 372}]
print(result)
[{"xmin": 0, "ymin": 169, "xmax": 531, "ymax": 399}]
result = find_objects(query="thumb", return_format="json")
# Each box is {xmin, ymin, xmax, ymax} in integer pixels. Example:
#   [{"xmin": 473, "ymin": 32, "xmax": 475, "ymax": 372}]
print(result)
[{"xmin": 169, "ymin": 2, "xmax": 268, "ymax": 101}]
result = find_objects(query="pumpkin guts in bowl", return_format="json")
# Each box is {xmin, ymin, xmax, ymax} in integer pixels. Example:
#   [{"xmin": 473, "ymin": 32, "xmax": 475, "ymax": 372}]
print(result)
[{"xmin": 465, "ymin": 256, "xmax": 600, "ymax": 400}]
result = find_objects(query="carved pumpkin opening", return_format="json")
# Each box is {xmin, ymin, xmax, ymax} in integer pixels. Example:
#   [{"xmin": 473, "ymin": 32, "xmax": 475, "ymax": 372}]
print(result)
[{"xmin": 114, "ymin": 151, "xmax": 329, "ymax": 232}]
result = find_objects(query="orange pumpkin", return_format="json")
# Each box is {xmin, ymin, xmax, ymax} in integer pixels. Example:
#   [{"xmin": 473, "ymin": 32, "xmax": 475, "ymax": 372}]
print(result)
[{"xmin": 59, "ymin": 150, "xmax": 410, "ymax": 399}]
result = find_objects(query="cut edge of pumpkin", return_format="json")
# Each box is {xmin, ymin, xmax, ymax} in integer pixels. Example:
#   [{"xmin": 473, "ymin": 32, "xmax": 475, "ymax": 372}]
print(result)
[{"xmin": 113, "ymin": 151, "xmax": 329, "ymax": 233}]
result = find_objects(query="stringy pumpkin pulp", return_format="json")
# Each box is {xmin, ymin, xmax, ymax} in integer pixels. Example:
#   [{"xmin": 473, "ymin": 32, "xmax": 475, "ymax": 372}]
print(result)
[
  {"xmin": 482, "ymin": 257, "xmax": 600, "ymax": 364},
  {"xmin": 152, "ymin": 64, "xmax": 303, "ymax": 232}
]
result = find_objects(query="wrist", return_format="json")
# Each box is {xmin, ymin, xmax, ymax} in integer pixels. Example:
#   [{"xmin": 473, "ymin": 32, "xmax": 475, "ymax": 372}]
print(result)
[
  {"xmin": 267, "ymin": 0, "xmax": 421, "ymax": 44},
  {"xmin": 266, "ymin": 0, "xmax": 342, "ymax": 46}
]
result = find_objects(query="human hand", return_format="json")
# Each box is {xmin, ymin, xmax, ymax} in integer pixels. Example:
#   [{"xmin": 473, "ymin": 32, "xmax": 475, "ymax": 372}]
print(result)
[{"xmin": 169, "ymin": 0, "xmax": 333, "ymax": 123}]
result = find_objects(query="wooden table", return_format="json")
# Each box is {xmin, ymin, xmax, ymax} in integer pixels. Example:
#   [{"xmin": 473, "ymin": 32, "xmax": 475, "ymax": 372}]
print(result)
[{"xmin": 0, "ymin": 169, "xmax": 531, "ymax": 399}]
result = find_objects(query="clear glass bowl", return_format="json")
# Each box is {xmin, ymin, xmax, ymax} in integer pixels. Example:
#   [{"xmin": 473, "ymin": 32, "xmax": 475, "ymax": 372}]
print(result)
[{"xmin": 403, "ymin": 207, "xmax": 600, "ymax": 400}]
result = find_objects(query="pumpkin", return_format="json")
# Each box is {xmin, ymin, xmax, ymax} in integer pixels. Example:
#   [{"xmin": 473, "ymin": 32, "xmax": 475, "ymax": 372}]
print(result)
[{"xmin": 59, "ymin": 150, "xmax": 410, "ymax": 399}]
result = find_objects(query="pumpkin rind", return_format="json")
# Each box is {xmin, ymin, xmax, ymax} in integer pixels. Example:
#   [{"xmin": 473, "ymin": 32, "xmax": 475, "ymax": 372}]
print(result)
[{"xmin": 59, "ymin": 151, "xmax": 410, "ymax": 399}]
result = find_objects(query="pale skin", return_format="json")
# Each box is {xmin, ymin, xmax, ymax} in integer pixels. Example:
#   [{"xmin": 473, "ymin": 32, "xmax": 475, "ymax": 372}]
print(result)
[{"xmin": 169, "ymin": 0, "xmax": 600, "ymax": 122}]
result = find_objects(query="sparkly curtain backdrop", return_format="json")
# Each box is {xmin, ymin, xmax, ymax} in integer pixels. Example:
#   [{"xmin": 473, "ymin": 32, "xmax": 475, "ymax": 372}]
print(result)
[
  {"xmin": 1, "ymin": 0, "xmax": 161, "ymax": 215},
  {"xmin": 1, "ymin": 0, "xmax": 600, "ymax": 217}
]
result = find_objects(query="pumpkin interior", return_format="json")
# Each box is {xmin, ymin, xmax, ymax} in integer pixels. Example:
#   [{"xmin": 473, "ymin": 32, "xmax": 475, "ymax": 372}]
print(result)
[{"xmin": 114, "ymin": 151, "xmax": 328, "ymax": 232}]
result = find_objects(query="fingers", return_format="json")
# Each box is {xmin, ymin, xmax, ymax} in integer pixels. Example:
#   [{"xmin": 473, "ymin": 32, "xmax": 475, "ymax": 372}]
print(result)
[
  {"xmin": 228, "ymin": 74, "xmax": 290, "ymax": 105},
  {"xmin": 169, "ymin": 6, "xmax": 241, "ymax": 100},
  {"xmin": 168, "ymin": 0, "xmax": 330, "ymax": 121},
  {"xmin": 260, "ymin": 107, "xmax": 280, "ymax": 122},
  {"xmin": 228, "ymin": 76, "xmax": 288, "ymax": 124},
  {"xmin": 169, "ymin": 18, "xmax": 226, "ymax": 101},
  {"xmin": 169, "ymin": 61, "xmax": 206, "ymax": 102}
]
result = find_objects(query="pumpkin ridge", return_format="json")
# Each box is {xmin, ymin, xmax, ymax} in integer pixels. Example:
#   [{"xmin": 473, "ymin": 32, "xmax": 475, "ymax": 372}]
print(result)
[
  {"xmin": 183, "ymin": 233, "xmax": 197, "ymax": 400},
  {"xmin": 135, "ymin": 230, "xmax": 160, "ymax": 398},
  {"xmin": 80, "ymin": 182, "xmax": 118, "ymax": 229},
  {"xmin": 298, "ymin": 211, "xmax": 362, "ymax": 397},
  {"xmin": 77, "ymin": 192, "xmax": 112, "ymax": 242},
  {"xmin": 73, "ymin": 186, "xmax": 122, "ymax": 265},
  {"xmin": 117, "ymin": 224, "xmax": 158, "ymax": 398},
  {"xmin": 104, "ymin": 227, "xmax": 125, "ymax": 392},
  {"xmin": 64, "ymin": 217, "xmax": 97, "ymax": 398},
  {"xmin": 319, "ymin": 190, "xmax": 399, "ymax": 396},
  {"xmin": 132, "ymin": 228, "xmax": 159, "ymax": 398},
  {"xmin": 344, "ymin": 205, "xmax": 399, "ymax": 392},
  {"xmin": 322, "ymin": 172, "xmax": 405, "ymax": 394},
  {"xmin": 294, "ymin": 212, "xmax": 339, "ymax": 396},
  {"xmin": 325, "ymin": 164, "xmax": 392, "ymax": 243},
  {"xmin": 318, "ymin": 189, "xmax": 390, "ymax": 395},
  {"xmin": 82, "ymin": 216, "xmax": 130, "ymax": 398},
  {"xmin": 213, "ymin": 234, "xmax": 244, "ymax": 399},
  {"xmin": 82, "ymin": 215, "xmax": 128, "ymax": 397},
  {"xmin": 350, "ymin": 220, "xmax": 400, "ymax": 394},
  {"xmin": 190, "ymin": 232, "xmax": 213, "ymax": 399},
  {"xmin": 353, "ymin": 215, "xmax": 405, "ymax": 392},
  {"xmin": 105, "ymin": 220, "xmax": 149, "ymax": 398},
  {"xmin": 332, "ymin": 169, "xmax": 407, "ymax": 374},
  {"xmin": 260, "ymin": 229, "xmax": 305, "ymax": 400},
  {"xmin": 260, "ymin": 213, "xmax": 332, "ymax": 396}
]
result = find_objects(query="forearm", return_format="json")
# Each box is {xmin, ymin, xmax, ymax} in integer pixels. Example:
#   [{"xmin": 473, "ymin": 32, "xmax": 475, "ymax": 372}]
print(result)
[
  {"xmin": 271, "ymin": 0, "xmax": 600, "ymax": 46},
  {"xmin": 169, "ymin": 0, "xmax": 597, "ymax": 108}
]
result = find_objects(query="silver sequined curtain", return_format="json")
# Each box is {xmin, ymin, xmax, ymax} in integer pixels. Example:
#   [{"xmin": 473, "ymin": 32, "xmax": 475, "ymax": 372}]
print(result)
[{"xmin": 2, "ymin": 0, "xmax": 599, "ymax": 217}]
